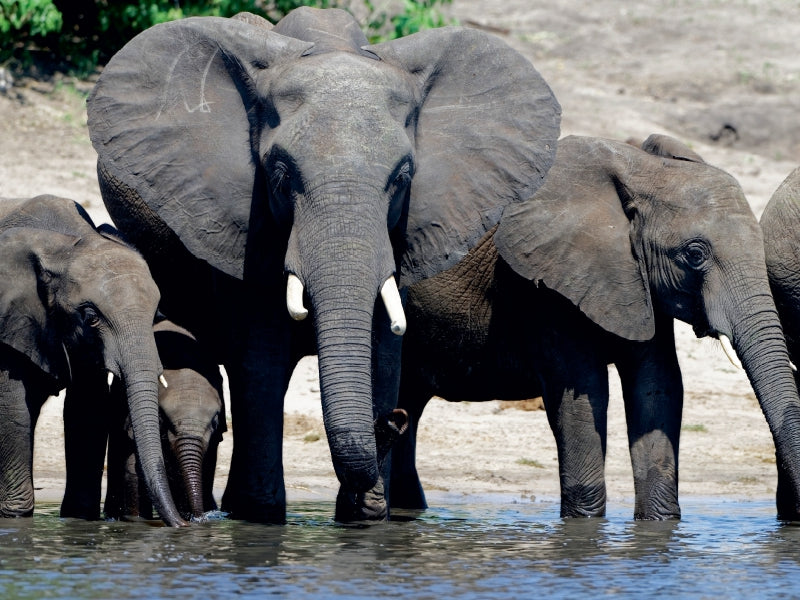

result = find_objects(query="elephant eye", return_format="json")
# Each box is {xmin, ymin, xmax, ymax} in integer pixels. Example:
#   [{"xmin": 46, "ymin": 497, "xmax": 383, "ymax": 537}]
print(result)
[
  {"xmin": 391, "ymin": 161, "xmax": 413, "ymax": 188},
  {"xmin": 270, "ymin": 162, "xmax": 292, "ymax": 199},
  {"xmin": 683, "ymin": 241, "xmax": 711, "ymax": 269},
  {"xmin": 80, "ymin": 305, "xmax": 101, "ymax": 328}
]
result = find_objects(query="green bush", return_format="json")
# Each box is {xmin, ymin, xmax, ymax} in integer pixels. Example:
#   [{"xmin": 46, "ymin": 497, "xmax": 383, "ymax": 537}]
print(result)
[
  {"xmin": 1, "ymin": 0, "xmax": 454, "ymax": 77},
  {"xmin": 0, "ymin": 0, "xmax": 62, "ymax": 35}
]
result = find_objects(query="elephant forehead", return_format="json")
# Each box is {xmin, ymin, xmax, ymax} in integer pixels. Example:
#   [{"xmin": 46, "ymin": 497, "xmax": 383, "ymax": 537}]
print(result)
[
  {"xmin": 70, "ymin": 247, "xmax": 159, "ymax": 300},
  {"xmin": 266, "ymin": 55, "xmax": 416, "ymax": 131}
]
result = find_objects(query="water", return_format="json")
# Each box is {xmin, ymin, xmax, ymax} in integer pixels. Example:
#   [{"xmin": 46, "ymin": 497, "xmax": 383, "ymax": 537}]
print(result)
[{"xmin": 1, "ymin": 498, "xmax": 799, "ymax": 599}]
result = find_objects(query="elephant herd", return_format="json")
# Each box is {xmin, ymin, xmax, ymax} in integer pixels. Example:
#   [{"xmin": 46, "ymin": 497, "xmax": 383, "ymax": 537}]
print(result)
[{"xmin": 2, "ymin": 7, "xmax": 800, "ymax": 526}]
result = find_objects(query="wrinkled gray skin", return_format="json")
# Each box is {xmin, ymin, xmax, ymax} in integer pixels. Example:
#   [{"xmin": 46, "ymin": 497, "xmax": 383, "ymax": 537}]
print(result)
[
  {"xmin": 760, "ymin": 165, "xmax": 800, "ymax": 518},
  {"xmin": 392, "ymin": 135, "xmax": 800, "ymax": 521},
  {"xmin": 86, "ymin": 8, "xmax": 560, "ymax": 522},
  {"xmin": 105, "ymin": 318, "xmax": 225, "ymax": 521},
  {"xmin": 0, "ymin": 195, "xmax": 184, "ymax": 526}
]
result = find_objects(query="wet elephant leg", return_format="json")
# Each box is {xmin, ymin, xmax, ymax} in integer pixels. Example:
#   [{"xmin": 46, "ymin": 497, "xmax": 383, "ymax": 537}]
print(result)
[
  {"xmin": 538, "ymin": 331, "xmax": 610, "ymax": 518},
  {"xmin": 0, "ymin": 357, "xmax": 52, "ymax": 518},
  {"xmin": 221, "ymin": 311, "xmax": 295, "ymax": 523},
  {"xmin": 615, "ymin": 317, "xmax": 683, "ymax": 520},
  {"xmin": 390, "ymin": 387, "xmax": 432, "ymax": 510},
  {"xmin": 62, "ymin": 362, "xmax": 112, "ymax": 520}
]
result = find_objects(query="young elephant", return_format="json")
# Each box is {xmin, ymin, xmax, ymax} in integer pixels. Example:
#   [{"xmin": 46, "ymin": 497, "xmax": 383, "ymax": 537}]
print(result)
[
  {"xmin": 392, "ymin": 135, "xmax": 800, "ymax": 521},
  {"xmin": 0, "ymin": 195, "xmax": 183, "ymax": 524},
  {"xmin": 105, "ymin": 318, "xmax": 226, "ymax": 521}
]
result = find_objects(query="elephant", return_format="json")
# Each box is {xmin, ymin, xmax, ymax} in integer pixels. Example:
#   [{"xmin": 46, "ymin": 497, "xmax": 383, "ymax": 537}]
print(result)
[
  {"xmin": 86, "ymin": 7, "xmax": 561, "ymax": 522},
  {"xmin": 104, "ymin": 317, "xmax": 226, "ymax": 521},
  {"xmin": 0, "ymin": 195, "xmax": 184, "ymax": 525},
  {"xmin": 760, "ymin": 166, "xmax": 800, "ymax": 517},
  {"xmin": 390, "ymin": 134, "xmax": 800, "ymax": 521}
]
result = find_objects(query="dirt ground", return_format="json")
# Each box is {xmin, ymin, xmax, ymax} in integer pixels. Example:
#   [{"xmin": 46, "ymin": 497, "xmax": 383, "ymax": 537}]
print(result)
[{"xmin": 1, "ymin": 0, "xmax": 799, "ymax": 516}]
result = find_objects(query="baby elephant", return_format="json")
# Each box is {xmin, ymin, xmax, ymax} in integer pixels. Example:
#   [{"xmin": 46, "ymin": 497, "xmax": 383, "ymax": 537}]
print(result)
[
  {"xmin": 0, "ymin": 195, "xmax": 181, "ymax": 524},
  {"xmin": 105, "ymin": 317, "xmax": 226, "ymax": 521},
  {"xmin": 392, "ymin": 135, "xmax": 800, "ymax": 521}
]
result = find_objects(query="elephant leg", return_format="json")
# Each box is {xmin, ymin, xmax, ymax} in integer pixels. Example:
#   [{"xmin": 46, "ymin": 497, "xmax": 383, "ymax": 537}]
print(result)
[
  {"xmin": 389, "ymin": 387, "xmax": 432, "ymax": 510},
  {"xmin": 221, "ymin": 315, "xmax": 295, "ymax": 523},
  {"xmin": 0, "ymin": 365, "xmax": 47, "ymax": 517},
  {"xmin": 614, "ymin": 317, "xmax": 683, "ymax": 520},
  {"xmin": 538, "ymin": 332, "xmax": 610, "ymax": 518},
  {"xmin": 61, "ymin": 367, "xmax": 111, "ymax": 520}
]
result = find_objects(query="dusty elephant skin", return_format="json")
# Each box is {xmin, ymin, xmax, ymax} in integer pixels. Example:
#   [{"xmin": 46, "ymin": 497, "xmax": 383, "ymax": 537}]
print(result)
[
  {"xmin": 392, "ymin": 135, "xmax": 800, "ymax": 521},
  {"xmin": 105, "ymin": 318, "xmax": 225, "ymax": 521},
  {"xmin": 0, "ymin": 195, "xmax": 184, "ymax": 526},
  {"xmin": 85, "ymin": 7, "xmax": 561, "ymax": 522}
]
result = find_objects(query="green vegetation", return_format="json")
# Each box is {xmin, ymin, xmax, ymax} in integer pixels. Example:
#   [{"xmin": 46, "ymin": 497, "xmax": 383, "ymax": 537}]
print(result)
[
  {"xmin": 1, "ymin": 0, "xmax": 454, "ymax": 77},
  {"xmin": 682, "ymin": 423, "xmax": 708, "ymax": 433},
  {"xmin": 516, "ymin": 457, "xmax": 545, "ymax": 468}
]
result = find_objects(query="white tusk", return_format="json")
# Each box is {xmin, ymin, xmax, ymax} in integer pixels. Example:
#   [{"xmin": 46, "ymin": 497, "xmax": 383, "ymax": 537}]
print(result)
[
  {"xmin": 791, "ymin": 361, "xmax": 798, "ymax": 373},
  {"xmin": 107, "ymin": 371, "xmax": 114, "ymax": 388},
  {"xmin": 380, "ymin": 276, "xmax": 406, "ymax": 336},
  {"xmin": 286, "ymin": 274, "xmax": 308, "ymax": 321},
  {"xmin": 159, "ymin": 374, "xmax": 169, "ymax": 388},
  {"xmin": 719, "ymin": 334, "xmax": 743, "ymax": 370}
]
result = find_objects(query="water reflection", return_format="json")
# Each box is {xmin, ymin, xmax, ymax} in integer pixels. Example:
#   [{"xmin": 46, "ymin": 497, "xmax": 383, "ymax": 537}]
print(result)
[{"xmin": 0, "ymin": 500, "xmax": 799, "ymax": 598}]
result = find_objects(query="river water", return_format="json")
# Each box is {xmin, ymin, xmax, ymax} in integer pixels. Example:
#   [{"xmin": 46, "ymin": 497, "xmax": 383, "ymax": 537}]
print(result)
[{"xmin": 1, "ymin": 498, "xmax": 799, "ymax": 599}]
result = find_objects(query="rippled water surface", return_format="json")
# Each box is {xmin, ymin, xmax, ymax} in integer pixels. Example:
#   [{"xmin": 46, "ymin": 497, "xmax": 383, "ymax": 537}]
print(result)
[{"xmin": 2, "ymin": 499, "xmax": 800, "ymax": 599}]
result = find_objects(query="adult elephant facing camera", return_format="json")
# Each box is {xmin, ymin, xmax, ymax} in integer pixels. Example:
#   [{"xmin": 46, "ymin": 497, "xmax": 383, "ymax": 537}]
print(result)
[
  {"xmin": 87, "ymin": 8, "xmax": 561, "ymax": 522},
  {"xmin": 392, "ymin": 135, "xmax": 800, "ymax": 521}
]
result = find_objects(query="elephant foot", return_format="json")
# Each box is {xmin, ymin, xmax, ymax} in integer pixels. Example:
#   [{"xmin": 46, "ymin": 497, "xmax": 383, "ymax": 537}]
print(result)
[
  {"xmin": 220, "ymin": 489, "xmax": 287, "ymax": 524},
  {"xmin": 560, "ymin": 484, "xmax": 607, "ymax": 518},
  {"xmin": 775, "ymin": 466, "xmax": 800, "ymax": 522},
  {"xmin": 388, "ymin": 477, "xmax": 428, "ymax": 511}
]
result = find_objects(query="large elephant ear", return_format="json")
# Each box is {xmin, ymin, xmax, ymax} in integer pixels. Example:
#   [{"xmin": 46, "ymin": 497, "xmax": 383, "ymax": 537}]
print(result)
[
  {"xmin": 368, "ymin": 27, "xmax": 561, "ymax": 286},
  {"xmin": 494, "ymin": 136, "xmax": 655, "ymax": 341},
  {"xmin": 87, "ymin": 17, "xmax": 312, "ymax": 279},
  {"xmin": 0, "ymin": 227, "xmax": 77, "ymax": 378}
]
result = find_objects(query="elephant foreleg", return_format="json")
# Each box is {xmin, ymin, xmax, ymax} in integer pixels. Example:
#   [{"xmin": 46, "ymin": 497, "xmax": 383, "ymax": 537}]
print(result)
[
  {"xmin": 221, "ymin": 311, "xmax": 295, "ymax": 523},
  {"xmin": 389, "ymin": 387, "xmax": 432, "ymax": 510},
  {"xmin": 539, "ymin": 339, "xmax": 610, "ymax": 518},
  {"xmin": 61, "ymin": 367, "xmax": 112, "ymax": 520},
  {"xmin": 0, "ymin": 368, "xmax": 39, "ymax": 517},
  {"xmin": 615, "ymin": 318, "xmax": 683, "ymax": 520}
]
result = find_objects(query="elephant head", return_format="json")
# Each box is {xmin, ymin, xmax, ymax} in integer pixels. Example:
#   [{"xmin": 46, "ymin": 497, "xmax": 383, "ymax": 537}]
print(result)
[
  {"xmin": 154, "ymin": 318, "xmax": 225, "ymax": 519},
  {"xmin": 494, "ymin": 135, "xmax": 800, "ymax": 519},
  {"xmin": 87, "ymin": 8, "xmax": 560, "ymax": 497},
  {"xmin": 0, "ymin": 196, "xmax": 185, "ymax": 526}
]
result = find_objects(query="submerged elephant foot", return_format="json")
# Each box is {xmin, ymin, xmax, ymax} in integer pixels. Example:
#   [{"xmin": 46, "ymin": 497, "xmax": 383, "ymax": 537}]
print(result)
[
  {"xmin": 560, "ymin": 484, "xmax": 607, "ymax": 518},
  {"xmin": 335, "ymin": 409, "xmax": 409, "ymax": 522},
  {"xmin": 775, "ymin": 465, "xmax": 800, "ymax": 522}
]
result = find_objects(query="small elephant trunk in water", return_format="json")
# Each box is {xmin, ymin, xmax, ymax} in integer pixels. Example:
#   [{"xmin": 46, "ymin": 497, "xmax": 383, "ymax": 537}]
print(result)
[
  {"xmin": 335, "ymin": 409, "xmax": 409, "ymax": 521},
  {"xmin": 173, "ymin": 435, "xmax": 207, "ymax": 519}
]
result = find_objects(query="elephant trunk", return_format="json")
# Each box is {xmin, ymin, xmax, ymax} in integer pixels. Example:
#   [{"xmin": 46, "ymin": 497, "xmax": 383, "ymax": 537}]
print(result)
[
  {"xmin": 291, "ymin": 187, "xmax": 398, "ymax": 494},
  {"xmin": 173, "ymin": 435, "xmax": 207, "ymax": 519},
  {"xmin": 728, "ymin": 286, "xmax": 800, "ymax": 518},
  {"xmin": 119, "ymin": 332, "xmax": 186, "ymax": 527},
  {"xmin": 312, "ymin": 270, "xmax": 380, "ymax": 492}
]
